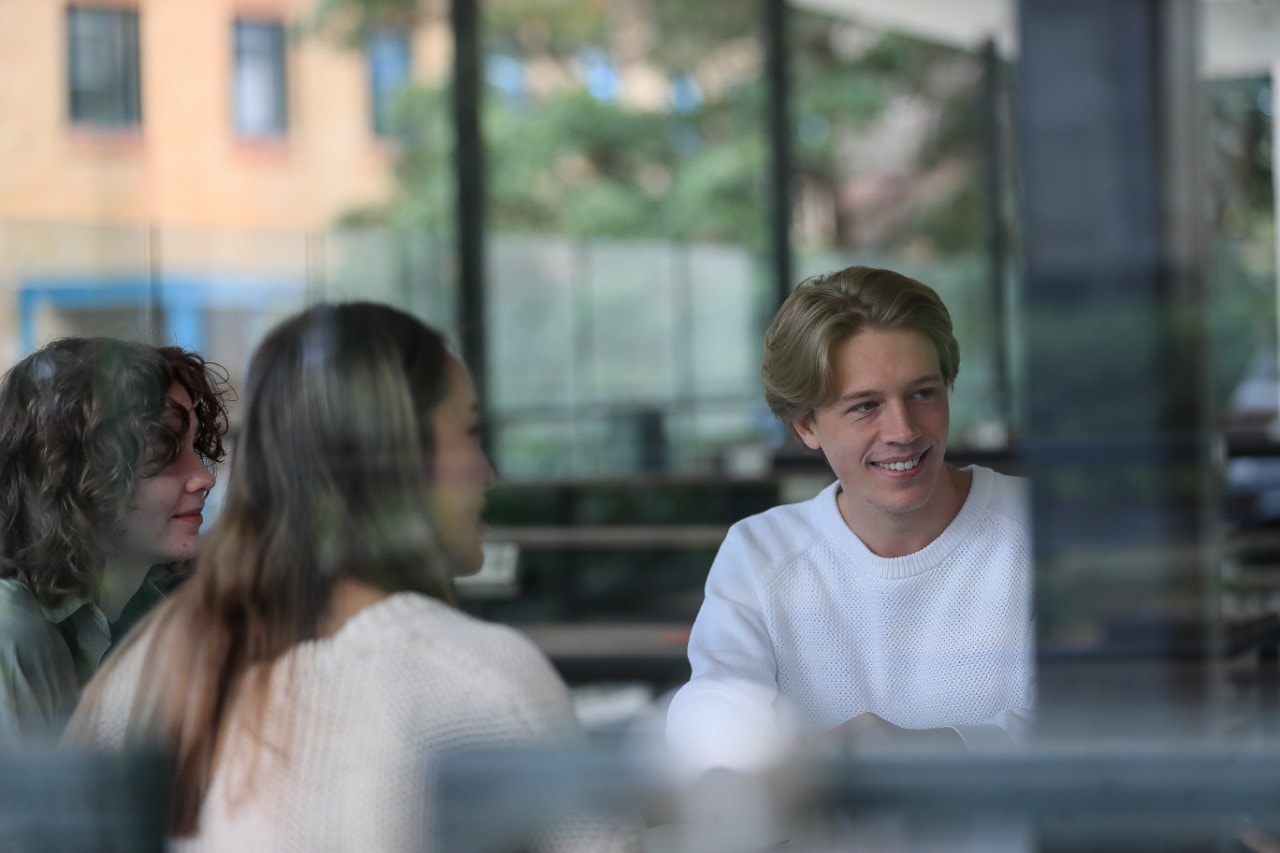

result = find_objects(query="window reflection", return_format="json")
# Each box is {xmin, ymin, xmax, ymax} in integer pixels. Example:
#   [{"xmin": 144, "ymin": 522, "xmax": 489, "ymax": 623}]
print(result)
[
  {"xmin": 368, "ymin": 28, "xmax": 411, "ymax": 137},
  {"xmin": 67, "ymin": 6, "xmax": 142, "ymax": 129},
  {"xmin": 233, "ymin": 19, "xmax": 288, "ymax": 139},
  {"xmin": 6, "ymin": 0, "xmax": 1280, "ymax": 848}
]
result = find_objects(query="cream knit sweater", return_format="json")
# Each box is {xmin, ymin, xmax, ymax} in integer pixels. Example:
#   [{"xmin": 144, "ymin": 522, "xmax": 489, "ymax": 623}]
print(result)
[
  {"xmin": 667, "ymin": 466, "xmax": 1035, "ymax": 774},
  {"xmin": 73, "ymin": 592, "xmax": 603, "ymax": 851}
]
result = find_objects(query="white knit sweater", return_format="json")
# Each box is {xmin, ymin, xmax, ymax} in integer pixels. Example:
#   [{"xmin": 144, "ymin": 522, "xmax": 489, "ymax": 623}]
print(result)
[
  {"xmin": 72, "ymin": 593, "xmax": 596, "ymax": 852},
  {"xmin": 666, "ymin": 466, "xmax": 1035, "ymax": 774}
]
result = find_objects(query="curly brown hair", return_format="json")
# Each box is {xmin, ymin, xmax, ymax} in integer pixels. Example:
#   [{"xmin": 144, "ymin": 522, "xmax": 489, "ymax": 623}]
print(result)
[{"xmin": 0, "ymin": 338, "xmax": 231, "ymax": 606}]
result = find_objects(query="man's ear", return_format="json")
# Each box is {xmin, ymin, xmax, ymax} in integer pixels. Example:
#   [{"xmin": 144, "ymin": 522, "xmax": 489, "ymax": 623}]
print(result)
[{"xmin": 792, "ymin": 411, "xmax": 823, "ymax": 452}]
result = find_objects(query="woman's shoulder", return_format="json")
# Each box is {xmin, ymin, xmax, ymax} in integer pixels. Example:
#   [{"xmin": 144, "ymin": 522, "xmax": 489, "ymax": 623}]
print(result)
[
  {"xmin": 316, "ymin": 593, "xmax": 576, "ymax": 732},
  {"xmin": 0, "ymin": 579, "xmax": 54, "ymax": 639},
  {"xmin": 338, "ymin": 592, "xmax": 517, "ymax": 641},
  {"xmin": 330, "ymin": 593, "xmax": 563, "ymax": 683},
  {"xmin": 0, "ymin": 579, "xmax": 83, "ymax": 673}
]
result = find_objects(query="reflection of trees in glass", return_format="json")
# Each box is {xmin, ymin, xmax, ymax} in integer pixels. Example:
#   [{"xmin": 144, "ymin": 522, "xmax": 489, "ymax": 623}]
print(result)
[
  {"xmin": 789, "ymin": 22, "xmax": 983, "ymax": 259},
  {"xmin": 320, "ymin": 0, "xmax": 986, "ymax": 259},
  {"xmin": 1206, "ymin": 76, "xmax": 1275, "ymax": 412}
]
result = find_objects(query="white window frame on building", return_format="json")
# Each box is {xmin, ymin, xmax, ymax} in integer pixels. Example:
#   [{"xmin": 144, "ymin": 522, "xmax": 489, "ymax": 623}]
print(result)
[
  {"xmin": 233, "ymin": 18, "xmax": 288, "ymax": 139},
  {"xmin": 67, "ymin": 5, "xmax": 142, "ymax": 129}
]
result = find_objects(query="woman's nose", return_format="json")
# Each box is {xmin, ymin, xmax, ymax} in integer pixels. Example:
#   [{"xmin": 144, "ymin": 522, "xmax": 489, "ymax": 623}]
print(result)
[{"xmin": 185, "ymin": 447, "xmax": 216, "ymax": 493}]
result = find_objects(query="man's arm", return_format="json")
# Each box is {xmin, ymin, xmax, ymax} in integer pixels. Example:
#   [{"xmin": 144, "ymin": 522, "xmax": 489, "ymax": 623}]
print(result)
[
  {"xmin": 949, "ymin": 599, "xmax": 1038, "ymax": 749},
  {"xmin": 826, "ymin": 712, "xmax": 964, "ymax": 749},
  {"xmin": 827, "ymin": 604, "xmax": 1037, "ymax": 751},
  {"xmin": 666, "ymin": 531, "xmax": 791, "ymax": 777}
]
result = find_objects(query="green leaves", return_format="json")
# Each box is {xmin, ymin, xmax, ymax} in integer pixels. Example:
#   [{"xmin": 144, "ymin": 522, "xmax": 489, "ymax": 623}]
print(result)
[{"xmin": 320, "ymin": 0, "xmax": 989, "ymax": 258}]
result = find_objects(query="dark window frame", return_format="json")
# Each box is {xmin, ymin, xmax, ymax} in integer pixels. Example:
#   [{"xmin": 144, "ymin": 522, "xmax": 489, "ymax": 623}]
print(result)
[
  {"xmin": 232, "ymin": 17, "xmax": 289, "ymax": 139},
  {"xmin": 67, "ymin": 4, "xmax": 142, "ymax": 129}
]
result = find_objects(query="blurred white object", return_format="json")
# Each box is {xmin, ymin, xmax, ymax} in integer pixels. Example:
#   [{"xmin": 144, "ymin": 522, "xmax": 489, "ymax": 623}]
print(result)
[{"xmin": 455, "ymin": 541, "xmax": 520, "ymax": 598}]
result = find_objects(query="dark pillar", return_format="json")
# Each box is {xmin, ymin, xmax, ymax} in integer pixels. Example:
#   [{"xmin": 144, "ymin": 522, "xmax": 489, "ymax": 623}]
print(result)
[
  {"xmin": 980, "ymin": 39, "xmax": 1011, "ymax": 427},
  {"xmin": 452, "ymin": 0, "xmax": 487, "ymax": 411},
  {"xmin": 1016, "ymin": 0, "xmax": 1218, "ymax": 736},
  {"xmin": 763, "ymin": 0, "xmax": 793, "ymax": 311}
]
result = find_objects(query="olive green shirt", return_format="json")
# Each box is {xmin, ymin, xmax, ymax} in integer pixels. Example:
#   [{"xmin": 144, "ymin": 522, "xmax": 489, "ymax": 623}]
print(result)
[{"xmin": 0, "ymin": 578, "xmax": 163, "ymax": 743}]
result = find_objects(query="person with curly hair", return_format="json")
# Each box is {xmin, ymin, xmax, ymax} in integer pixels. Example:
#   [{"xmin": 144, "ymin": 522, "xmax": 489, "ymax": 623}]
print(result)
[{"xmin": 0, "ymin": 337, "xmax": 230, "ymax": 741}]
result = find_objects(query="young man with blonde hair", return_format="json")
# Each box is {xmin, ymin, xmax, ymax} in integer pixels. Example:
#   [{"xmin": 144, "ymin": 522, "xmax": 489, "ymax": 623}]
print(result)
[{"xmin": 666, "ymin": 265, "xmax": 1034, "ymax": 774}]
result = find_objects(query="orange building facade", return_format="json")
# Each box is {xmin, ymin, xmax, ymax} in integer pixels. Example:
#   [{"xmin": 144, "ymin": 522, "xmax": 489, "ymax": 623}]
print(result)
[
  {"xmin": 0, "ymin": 0, "xmax": 452, "ymax": 229},
  {"xmin": 0, "ymin": 0, "xmax": 452, "ymax": 373}
]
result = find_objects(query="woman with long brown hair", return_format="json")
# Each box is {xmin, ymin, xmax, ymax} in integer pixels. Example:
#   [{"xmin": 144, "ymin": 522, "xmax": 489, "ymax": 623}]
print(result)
[{"xmin": 69, "ymin": 303, "xmax": 589, "ymax": 850}]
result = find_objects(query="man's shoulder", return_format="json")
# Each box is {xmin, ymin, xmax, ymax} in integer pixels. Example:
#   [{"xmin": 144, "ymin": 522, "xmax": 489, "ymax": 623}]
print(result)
[
  {"xmin": 954, "ymin": 467, "xmax": 1033, "ymax": 561},
  {"xmin": 731, "ymin": 480, "xmax": 836, "ymax": 535},
  {"xmin": 971, "ymin": 466, "xmax": 1031, "ymax": 524},
  {"xmin": 716, "ymin": 482, "xmax": 840, "ymax": 585}
]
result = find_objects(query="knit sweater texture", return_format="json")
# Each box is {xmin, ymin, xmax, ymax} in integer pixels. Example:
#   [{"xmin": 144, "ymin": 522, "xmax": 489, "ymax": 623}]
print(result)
[
  {"xmin": 666, "ymin": 465, "xmax": 1034, "ymax": 773},
  {"xmin": 73, "ymin": 592, "xmax": 599, "ymax": 851}
]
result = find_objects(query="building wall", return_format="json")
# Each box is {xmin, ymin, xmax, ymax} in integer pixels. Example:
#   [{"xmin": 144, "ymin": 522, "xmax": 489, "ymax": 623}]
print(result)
[{"xmin": 0, "ymin": 0, "xmax": 448, "ymax": 230}]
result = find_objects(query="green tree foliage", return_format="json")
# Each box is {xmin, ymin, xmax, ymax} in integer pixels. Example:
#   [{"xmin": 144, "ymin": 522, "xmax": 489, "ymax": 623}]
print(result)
[
  {"xmin": 1205, "ymin": 76, "xmax": 1276, "ymax": 408},
  {"xmin": 317, "ymin": 0, "xmax": 991, "ymax": 256}
]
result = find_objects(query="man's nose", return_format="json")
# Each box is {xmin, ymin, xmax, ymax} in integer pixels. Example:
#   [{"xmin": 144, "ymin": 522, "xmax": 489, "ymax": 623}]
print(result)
[{"xmin": 882, "ymin": 400, "xmax": 921, "ymax": 443}]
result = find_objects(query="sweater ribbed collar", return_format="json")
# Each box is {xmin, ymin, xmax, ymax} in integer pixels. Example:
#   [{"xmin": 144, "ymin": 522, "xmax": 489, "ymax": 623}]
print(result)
[{"xmin": 817, "ymin": 465, "xmax": 995, "ymax": 580}]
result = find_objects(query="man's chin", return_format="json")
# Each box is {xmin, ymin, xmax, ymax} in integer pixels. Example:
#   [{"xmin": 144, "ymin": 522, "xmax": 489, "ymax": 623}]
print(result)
[{"xmin": 870, "ymin": 482, "xmax": 938, "ymax": 516}]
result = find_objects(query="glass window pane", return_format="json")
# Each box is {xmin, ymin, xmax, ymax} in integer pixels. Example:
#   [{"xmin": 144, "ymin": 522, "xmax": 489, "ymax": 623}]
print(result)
[
  {"xmin": 233, "ymin": 20, "xmax": 287, "ymax": 138},
  {"xmin": 788, "ymin": 11, "xmax": 1007, "ymax": 448},
  {"xmin": 475, "ymin": 0, "xmax": 769, "ymax": 479},
  {"xmin": 368, "ymin": 29, "xmax": 412, "ymax": 136},
  {"xmin": 67, "ymin": 6, "xmax": 141, "ymax": 127}
]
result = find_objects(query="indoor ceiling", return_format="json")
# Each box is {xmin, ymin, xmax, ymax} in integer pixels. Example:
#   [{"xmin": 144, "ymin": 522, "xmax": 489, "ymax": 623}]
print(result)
[{"xmin": 791, "ymin": 0, "xmax": 1280, "ymax": 79}]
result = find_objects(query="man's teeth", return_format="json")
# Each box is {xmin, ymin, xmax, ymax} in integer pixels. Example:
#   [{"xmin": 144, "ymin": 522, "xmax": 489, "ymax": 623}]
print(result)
[{"xmin": 877, "ymin": 457, "xmax": 920, "ymax": 472}]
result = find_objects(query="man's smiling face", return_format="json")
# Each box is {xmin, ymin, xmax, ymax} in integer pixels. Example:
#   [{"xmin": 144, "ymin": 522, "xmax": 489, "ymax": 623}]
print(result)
[{"xmin": 793, "ymin": 326, "xmax": 954, "ymax": 537}]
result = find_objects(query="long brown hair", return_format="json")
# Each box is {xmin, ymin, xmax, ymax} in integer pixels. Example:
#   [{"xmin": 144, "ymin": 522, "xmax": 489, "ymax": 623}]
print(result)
[
  {"xmin": 0, "ymin": 338, "xmax": 229, "ymax": 605},
  {"xmin": 74, "ymin": 303, "xmax": 459, "ymax": 835}
]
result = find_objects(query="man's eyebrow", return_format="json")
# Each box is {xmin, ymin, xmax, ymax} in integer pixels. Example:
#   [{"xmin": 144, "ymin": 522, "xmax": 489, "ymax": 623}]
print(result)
[
  {"xmin": 834, "ymin": 389, "xmax": 878, "ymax": 404},
  {"xmin": 833, "ymin": 373, "xmax": 944, "ymax": 404}
]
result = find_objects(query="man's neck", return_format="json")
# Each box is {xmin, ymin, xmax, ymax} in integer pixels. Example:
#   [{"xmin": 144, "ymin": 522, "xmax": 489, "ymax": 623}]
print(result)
[{"xmin": 837, "ymin": 465, "xmax": 973, "ymax": 558}]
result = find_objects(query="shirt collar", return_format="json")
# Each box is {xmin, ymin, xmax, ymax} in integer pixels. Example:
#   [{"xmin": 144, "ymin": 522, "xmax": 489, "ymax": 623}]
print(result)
[
  {"xmin": 34, "ymin": 587, "xmax": 113, "ymax": 681},
  {"xmin": 38, "ymin": 590, "xmax": 105, "ymax": 628}
]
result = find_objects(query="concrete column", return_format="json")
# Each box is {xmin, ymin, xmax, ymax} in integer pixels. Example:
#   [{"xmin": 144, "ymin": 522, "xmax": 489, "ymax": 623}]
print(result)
[{"xmin": 1017, "ymin": 0, "xmax": 1219, "ymax": 737}]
